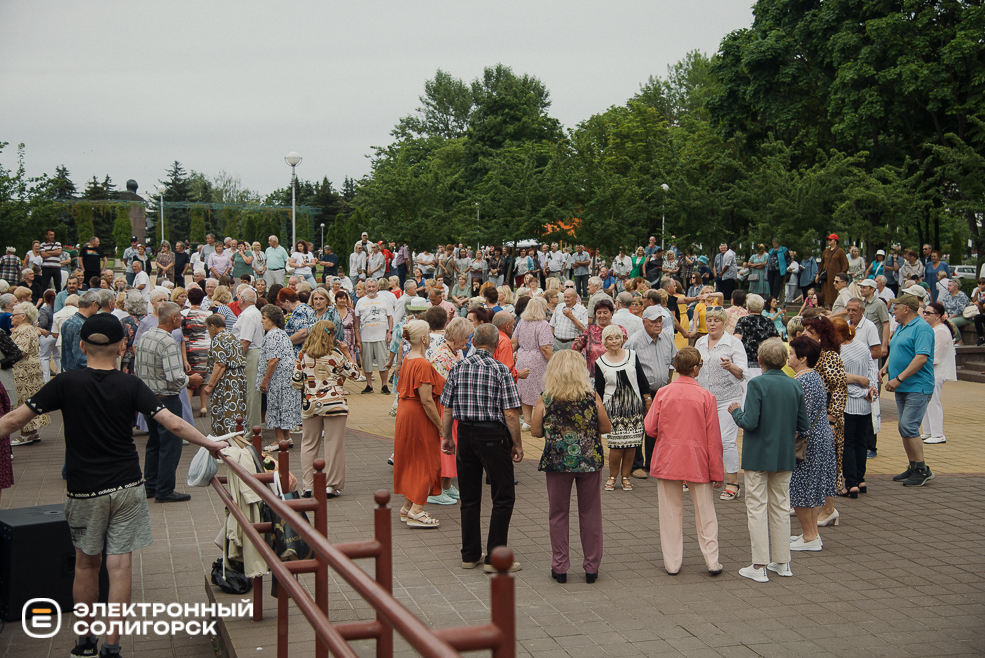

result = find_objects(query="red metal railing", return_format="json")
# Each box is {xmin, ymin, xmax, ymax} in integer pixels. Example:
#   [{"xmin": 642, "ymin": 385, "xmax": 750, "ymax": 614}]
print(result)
[{"xmin": 210, "ymin": 420, "xmax": 516, "ymax": 658}]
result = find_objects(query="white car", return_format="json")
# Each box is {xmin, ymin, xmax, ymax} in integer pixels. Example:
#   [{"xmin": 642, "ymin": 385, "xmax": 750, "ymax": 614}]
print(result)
[{"xmin": 953, "ymin": 265, "xmax": 977, "ymax": 280}]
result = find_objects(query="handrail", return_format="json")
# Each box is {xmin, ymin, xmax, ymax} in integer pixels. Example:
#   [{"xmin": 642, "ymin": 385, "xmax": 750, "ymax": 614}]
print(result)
[{"xmin": 211, "ymin": 421, "xmax": 516, "ymax": 658}]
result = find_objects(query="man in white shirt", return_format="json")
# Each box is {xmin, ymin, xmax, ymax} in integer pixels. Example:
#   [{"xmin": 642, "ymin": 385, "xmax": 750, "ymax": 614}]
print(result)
[
  {"xmin": 875, "ymin": 275, "xmax": 895, "ymax": 306},
  {"xmin": 51, "ymin": 294, "xmax": 79, "ymax": 364},
  {"xmin": 354, "ymin": 279, "xmax": 394, "ymax": 394},
  {"xmin": 846, "ymin": 298, "xmax": 884, "ymax": 361},
  {"xmin": 349, "ymin": 244, "xmax": 367, "ymax": 289},
  {"xmin": 549, "ymin": 288, "xmax": 588, "ymax": 352},
  {"xmin": 231, "ymin": 288, "xmax": 264, "ymax": 431},
  {"xmin": 132, "ymin": 260, "xmax": 150, "ymax": 302},
  {"xmin": 611, "ymin": 292, "xmax": 644, "ymax": 338},
  {"xmin": 393, "ymin": 280, "xmax": 419, "ymax": 325},
  {"xmin": 546, "ymin": 244, "xmax": 565, "ymax": 280},
  {"xmin": 857, "ymin": 280, "xmax": 891, "ymax": 357}
]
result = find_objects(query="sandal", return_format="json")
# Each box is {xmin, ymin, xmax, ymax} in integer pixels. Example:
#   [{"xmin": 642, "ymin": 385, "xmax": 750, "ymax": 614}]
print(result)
[
  {"xmin": 604, "ymin": 477, "xmax": 616, "ymax": 492},
  {"xmin": 399, "ymin": 508, "xmax": 410, "ymax": 523},
  {"xmin": 720, "ymin": 485, "xmax": 740, "ymax": 501},
  {"xmin": 265, "ymin": 440, "xmax": 294, "ymax": 451},
  {"xmin": 621, "ymin": 477, "xmax": 634, "ymax": 492},
  {"xmin": 406, "ymin": 510, "xmax": 440, "ymax": 528}
]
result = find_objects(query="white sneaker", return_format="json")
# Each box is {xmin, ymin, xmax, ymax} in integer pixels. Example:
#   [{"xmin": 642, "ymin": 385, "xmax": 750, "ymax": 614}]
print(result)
[
  {"xmin": 521, "ymin": 422, "xmax": 531, "ymax": 432},
  {"xmin": 790, "ymin": 536, "xmax": 823, "ymax": 552},
  {"xmin": 919, "ymin": 433, "xmax": 931, "ymax": 439},
  {"xmin": 738, "ymin": 565, "xmax": 769, "ymax": 583},
  {"xmin": 426, "ymin": 493, "xmax": 457, "ymax": 505},
  {"xmin": 923, "ymin": 436, "xmax": 946, "ymax": 444},
  {"xmin": 767, "ymin": 562, "xmax": 794, "ymax": 577}
]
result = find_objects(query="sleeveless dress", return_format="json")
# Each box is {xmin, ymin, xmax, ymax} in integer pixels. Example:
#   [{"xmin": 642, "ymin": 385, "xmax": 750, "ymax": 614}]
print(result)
[
  {"xmin": 393, "ymin": 358, "xmax": 445, "ymax": 505},
  {"xmin": 538, "ymin": 392, "xmax": 603, "ymax": 472}
]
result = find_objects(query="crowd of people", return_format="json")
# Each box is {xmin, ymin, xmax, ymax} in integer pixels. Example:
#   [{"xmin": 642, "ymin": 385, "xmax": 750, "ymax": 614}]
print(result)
[{"xmin": 0, "ymin": 226, "xmax": 978, "ymax": 655}]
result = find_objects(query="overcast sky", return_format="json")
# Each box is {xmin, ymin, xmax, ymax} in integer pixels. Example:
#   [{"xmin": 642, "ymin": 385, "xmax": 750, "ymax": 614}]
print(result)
[{"xmin": 1, "ymin": 1, "xmax": 754, "ymax": 198}]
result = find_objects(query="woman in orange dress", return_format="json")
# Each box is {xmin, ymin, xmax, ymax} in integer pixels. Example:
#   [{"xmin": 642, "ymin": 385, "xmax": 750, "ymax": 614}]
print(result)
[{"xmin": 393, "ymin": 319, "xmax": 446, "ymax": 528}]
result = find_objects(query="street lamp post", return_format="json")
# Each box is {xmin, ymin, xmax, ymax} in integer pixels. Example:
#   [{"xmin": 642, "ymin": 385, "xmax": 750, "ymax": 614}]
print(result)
[
  {"xmin": 157, "ymin": 184, "xmax": 166, "ymax": 243},
  {"xmin": 285, "ymin": 151, "xmax": 302, "ymax": 247},
  {"xmin": 660, "ymin": 183, "xmax": 670, "ymax": 251},
  {"xmin": 475, "ymin": 202, "xmax": 480, "ymax": 249},
  {"xmin": 320, "ymin": 223, "xmax": 325, "ymax": 247}
]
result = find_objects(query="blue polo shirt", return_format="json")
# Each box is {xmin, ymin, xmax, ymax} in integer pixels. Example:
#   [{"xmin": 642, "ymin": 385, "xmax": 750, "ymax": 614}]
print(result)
[{"xmin": 887, "ymin": 315, "xmax": 935, "ymax": 394}]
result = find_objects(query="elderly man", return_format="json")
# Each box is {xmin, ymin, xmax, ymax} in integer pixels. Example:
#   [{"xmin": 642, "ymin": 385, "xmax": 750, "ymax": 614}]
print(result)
[
  {"xmin": 354, "ymin": 278, "xmax": 393, "ymax": 394},
  {"xmin": 349, "ymin": 244, "xmax": 367, "ymax": 289},
  {"xmin": 51, "ymin": 293, "xmax": 79, "ymax": 366},
  {"xmin": 713, "ymin": 242, "xmax": 738, "ymax": 300},
  {"xmin": 136, "ymin": 302, "xmax": 204, "ymax": 503},
  {"xmin": 875, "ymin": 275, "xmax": 895, "ymax": 306},
  {"xmin": 491, "ymin": 311, "xmax": 529, "ymax": 382},
  {"xmin": 60, "ymin": 290, "xmax": 100, "ymax": 373},
  {"xmin": 612, "ymin": 292, "xmax": 644, "ymax": 338},
  {"xmin": 856, "ymin": 279, "xmax": 891, "ymax": 357},
  {"xmin": 440, "ymin": 323, "xmax": 523, "ymax": 573},
  {"xmin": 880, "ymin": 293, "xmax": 936, "ymax": 487},
  {"xmin": 231, "ymin": 287, "xmax": 264, "ymax": 432},
  {"xmin": 130, "ymin": 259, "xmax": 149, "ymax": 302},
  {"xmin": 846, "ymin": 297, "xmax": 883, "ymax": 459},
  {"xmin": 134, "ymin": 289, "xmax": 170, "ymax": 345},
  {"xmin": 549, "ymin": 288, "xmax": 588, "ymax": 352},
  {"xmin": 572, "ymin": 245, "xmax": 592, "ymax": 298},
  {"xmin": 585, "ymin": 276, "xmax": 610, "ymax": 318},
  {"xmin": 203, "ymin": 278, "xmax": 218, "ymax": 308},
  {"xmin": 122, "ymin": 236, "xmax": 139, "ymax": 286},
  {"xmin": 628, "ymin": 307, "xmax": 679, "ymax": 478},
  {"xmin": 54, "ymin": 276, "xmax": 80, "ymax": 313},
  {"xmin": 545, "ymin": 243, "xmax": 565, "ymax": 280},
  {"xmin": 264, "ymin": 235, "xmax": 289, "ymax": 287},
  {"xmin": 428, "ymin": 288, "xmax": 456, "ymax": 323}
]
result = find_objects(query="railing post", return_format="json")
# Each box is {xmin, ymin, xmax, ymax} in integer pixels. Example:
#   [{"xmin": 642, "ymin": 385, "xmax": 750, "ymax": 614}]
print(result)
[
  {"xmin": 276, "ymin": 440, "xmax": 291, "ymax": 658},
  {"xmin": 252, "ymin": 424, "xmax": 264, "ymax": 622},
  {"xmin": 235, "ymin": 415, "xmax": 244, "ymax": 435},
  {"xmin": 373, "ymin": 491, "xmax": 393, "ymax": 658},
  {"xmin": 489, "ymin": 547, "xmax": 516, "ymax": 658},
  {"xmin": 314, "ymin": 459, "xmax": 329, "ymax": 658}
]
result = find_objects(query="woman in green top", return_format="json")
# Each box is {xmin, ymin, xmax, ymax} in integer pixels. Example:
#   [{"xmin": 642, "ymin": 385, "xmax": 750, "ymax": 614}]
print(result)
[
  {"xmin": 630, "ymin": 247, "xmax": 646, "ymax": 279},
  {"xmin": 232, "ymin": 242, "xmax": 253, "ymax": 278},
  {"xmin": 744, "ymin": 244, "xmax": 770, "ymax": 296},
  {"xmin": 450, "ymin": 274, "xmax": 471, "ymax": 316}
]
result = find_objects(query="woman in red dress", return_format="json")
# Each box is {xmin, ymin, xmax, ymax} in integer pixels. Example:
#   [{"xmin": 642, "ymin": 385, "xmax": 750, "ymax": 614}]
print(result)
[{"xmin": 393, "ymin": 320, "xmax": 446, "ymax": 528}]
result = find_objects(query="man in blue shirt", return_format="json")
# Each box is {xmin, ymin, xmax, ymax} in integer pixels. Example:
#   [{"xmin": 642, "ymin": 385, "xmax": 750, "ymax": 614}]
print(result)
[
  {"xmin": 264, "ymin": 235, "xmax": 289, "ymax": 287},
  {"xmin": 880, "ymin": 293, "xmax": 936, "ymax": 486},
  {"xmin": 60, "ymin": 290, "xmax": 100, "ymax": 372},
  {"xmin": 766, "ymin": 239, "xmax": 789, "ymax": 301},
  {"xmin": 319, "ymin": 245, "xmax": 338, "ymax": 283}
]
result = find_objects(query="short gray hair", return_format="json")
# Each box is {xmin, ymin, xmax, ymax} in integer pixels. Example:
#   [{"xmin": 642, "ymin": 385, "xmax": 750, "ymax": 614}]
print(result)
[
  {"xmin": 206, "ymin": 278, "xmax": 218, "ymax": 286},
  {"xmin": 445, "ymin": 316, "xmax": 473, "ymax": 343},
  {"xmin": 124, "ymin": 291, "xmax": 147, "ymax": 315},
  {"xmin": 78, "ymin": 290, "xmax": 100, "ymax": 309},
  {"xmin": 96, "ymin": 289, "xmax": 116, "ymax": 310},
  {"xmin": 745, "ymin": 293, "xmax": 765, "ymax": 314},
  {"xmin": 616, "ymin": 291, "xmax": 633, "ymax": 308},
  {"xmin": 64, "ymin": 294, "xmax": 79, "ymax": 308},
  {"xmin": 21, "ymin": 268, "xmax": 33, "ymax": 278},
  {"xmin": 14, "ymin": 301, "xmax": 38, "ymax": 324},
  {"xmin": 875, "ymin": 275, "xmax": 887, "ymax": 284},
  {"xmin": 0, "ymin": 293, "xmax": 14, "ymax": 310},
  {"xmin": 588, "ymin": 276, "xmax": 602, "ymax": 288},
  {"xmin": 239, "ymin": 287, "xmax": 257, "ymax": 305},
  {"xmin": 149, "ymin": 289, "xmax": 169, "ymax": 304},
  {"xmin": 157, "ymin": 301, "xmax": 181, "ymax": 325}
]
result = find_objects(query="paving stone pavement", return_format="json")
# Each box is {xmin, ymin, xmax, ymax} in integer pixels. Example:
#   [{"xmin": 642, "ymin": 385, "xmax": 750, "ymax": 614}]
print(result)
[{"xmin": 2, "ymin": 378, "xmax": 983, "ymax": 657}]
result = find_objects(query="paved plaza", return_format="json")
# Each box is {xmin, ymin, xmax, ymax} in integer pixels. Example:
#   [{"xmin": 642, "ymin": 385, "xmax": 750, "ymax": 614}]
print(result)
[{"xmin": 2, "ymin": 378, "xmax": 983, "ymax": 657}]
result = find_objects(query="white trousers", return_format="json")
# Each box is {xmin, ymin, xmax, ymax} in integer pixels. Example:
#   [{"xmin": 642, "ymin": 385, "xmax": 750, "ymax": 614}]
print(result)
[
  {"xmin": 716, "ymin": 399, "xmax": 740, "ymax": 474},
  {"xmin": 244, "ymin": 348, "xmax": 262, "ymax": 434},
  {"xmin": 39, "ymin": 335, "xmax": 57, "ymax": 383},
  {"xmin": 921, "ymin": 377, "xmax": 945, "ymax": 439}
]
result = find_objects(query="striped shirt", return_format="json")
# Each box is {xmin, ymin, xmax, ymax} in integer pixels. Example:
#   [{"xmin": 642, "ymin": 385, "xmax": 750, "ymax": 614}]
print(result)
[
  {"xmin": 40, "ymin": 241, "xmax": 62, "ymax": 268},
  {"xmin": 135, "ymin": 327, "xmax": 189, "ymax": 396},
  {"xmin": 841, "ymin": 338, "xmax": 877, "ymax": 416}
]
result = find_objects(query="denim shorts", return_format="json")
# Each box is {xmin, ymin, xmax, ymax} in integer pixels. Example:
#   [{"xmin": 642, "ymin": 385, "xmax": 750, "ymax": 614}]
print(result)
[{"xmin": 895, "ymin": 391, "xmax": 932, "ymax": 438}]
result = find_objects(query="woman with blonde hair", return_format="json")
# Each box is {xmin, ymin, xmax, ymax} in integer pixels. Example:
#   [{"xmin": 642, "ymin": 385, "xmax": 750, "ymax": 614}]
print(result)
[
  {"xmin": 530, "ymin": 349, "xmax": 611, "ymax": 583},
  {"xmin": 156, "ymin": 240, "xmax": 175, "ymax": 284},
  {"xmin": 513, "ymin": 297, "xmax": 554, "ymax": 428},
  {"xmin": 847, "ymin": 246, "xmax": 865, "ymax": 282},
  {"xmin": 426, "ymin": 316, "xmax": 472, "ymax": 502},
  {"xmin": 393, "ymin": 320, "xmax": 445, "ymax": 527},
  {"xmin": 496, "ymin": 286, "xmax": 514, "ymax": 314},
  {"xmin": 291, "ymin": 319, "xmax": 361, "ymax": 497},
  {"xmin": 646, "ymin": 347, "xmax": 724, "ymax": 575},
  {"xmin": 170, "ymin": 286, "xmax": 188, "ymax": 307},
  {"xmin": 209, "ymin": 285, "xmax": 236, "ymax": 330},
  {"xmin": 9, "ymin": 302, "xmax": 50, "ymax": 445}
]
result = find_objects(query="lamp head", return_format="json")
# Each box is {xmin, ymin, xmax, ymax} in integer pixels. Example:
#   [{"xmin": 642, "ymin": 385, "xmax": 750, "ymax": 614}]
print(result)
[
  {"xmin": 285, "ymin": 151, "xmax": 302, "ymax": 167},
  {"xmin": 157, "ymin": 184, "xmax": 166, "ymax": 195}
]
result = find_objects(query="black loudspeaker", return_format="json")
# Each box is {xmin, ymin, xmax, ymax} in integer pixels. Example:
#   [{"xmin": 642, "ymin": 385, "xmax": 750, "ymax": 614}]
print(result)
[{"xmin": 0, "ymin": 504, "xmax": 108, "ymax": 622}]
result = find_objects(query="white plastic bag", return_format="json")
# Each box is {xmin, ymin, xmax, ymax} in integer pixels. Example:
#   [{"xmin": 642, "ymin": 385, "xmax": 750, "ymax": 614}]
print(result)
[{"xmin": 871, "ymin": 396, "xmax": 881, "ymax": 435}]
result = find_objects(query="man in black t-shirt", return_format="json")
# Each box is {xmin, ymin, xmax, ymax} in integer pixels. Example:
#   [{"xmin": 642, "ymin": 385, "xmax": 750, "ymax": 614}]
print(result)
[
  {"xmin": 0, "ymin": 314, "xmax": 227, "ymax": 658},
  {"xmin": 173, "ymin": 241, "xmax": 191, "ymax": 285},
  {"xmin": 78, "ymin": 236, "xmax": 106, "ymax": 287}
]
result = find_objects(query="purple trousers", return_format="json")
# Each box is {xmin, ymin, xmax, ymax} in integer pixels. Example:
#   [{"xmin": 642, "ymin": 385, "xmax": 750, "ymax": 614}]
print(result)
[{"xmin": 545, "ymin": 471, "xmax": 603, "ymax": 574}]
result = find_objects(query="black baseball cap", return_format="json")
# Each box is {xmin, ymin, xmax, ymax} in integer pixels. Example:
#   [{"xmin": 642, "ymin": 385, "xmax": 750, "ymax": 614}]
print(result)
[{"xmin": 81, "ymin": 314, "xmax": 125, "ymax": 345}]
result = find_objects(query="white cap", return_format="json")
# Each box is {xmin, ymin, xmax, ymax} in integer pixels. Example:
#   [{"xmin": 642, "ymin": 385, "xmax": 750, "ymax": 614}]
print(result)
[
  {"xmin": 904, "ymin": 285, "xmax": 927, "ymax": 299},
  {"xmin": 875, "ymin": 249, "xmax": 885, "ymax": 256},
  {"xmin": 642, "ymin": 306, "xmax": 664, "ymax": 321},
  {"xmin": 858, "ymin": 279, "xmax": 878, "ymax": 288}
]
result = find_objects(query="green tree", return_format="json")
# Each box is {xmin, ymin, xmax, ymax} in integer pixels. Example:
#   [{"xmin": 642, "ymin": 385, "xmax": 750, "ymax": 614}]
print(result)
[
  {"xmin": 190, "ymin": 208, "xmax": 207, "ymax": 245},
  {"xmin": 113, "ymin": 206, "xmax": 133, "ymax": 259},
  {"xmin": 75, "ymin": 201, "xmax": 95, "ymax": 245},
  {"xmin": 395, "ymin": 69, "xmax": 474, "ymax": 139}
]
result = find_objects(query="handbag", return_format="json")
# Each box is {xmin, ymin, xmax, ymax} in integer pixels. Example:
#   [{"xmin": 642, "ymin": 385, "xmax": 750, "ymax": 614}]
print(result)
[
  {"xmin": 817, "ymin": 270, "xmax": 828, "ymax": 285},
  {"xmin": 266, "ymin": 472, "xmax": 313, "ymax": 562},
  {"xmin": 211, "ymin": 556, "xmax": 252, "ymax": 594},
  {"xmin": 962, "ymin": 305, "xmax": 978, "ymax": 319},
  {"xmin": 795, "ymin": 411, "xmax": 823, "ymax": 464},
  {"xmin": 748, "ymin": 271, "xmax": 760, "ymax": 281},
  {"xmin": 0, "ymin": 332, "xmax": 23, "ymax": 370}
]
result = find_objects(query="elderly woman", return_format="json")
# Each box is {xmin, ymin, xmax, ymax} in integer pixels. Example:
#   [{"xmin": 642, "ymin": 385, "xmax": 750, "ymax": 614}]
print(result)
[
  {"xmin": 787, "ymin": 336, "xmax": 837, "ymax": 551},
  {"xmin": 744, "ymin": 244, "xmax": 769, "ymax": 297},
  {"xmin": 426, "ymin": 317, "xmax": 472, "ymax": 502},
  {"xmin": 728, "ymin": 339, "xmax": 809, "ymax": 582},
  {"xmin": 572, "ymin": 299, "xmax": 626, "ymax": 382},
  {"xmin": 801, "ymin": 316, "xmax": 847, "ymax": 526},
  {"xmin": 595, "ymin": 324, "xmax": 651, "ymax": 492},
  {"xmin": 724, "ymin": 289, "xmax": 748, "ymax": 334},
  {"xmin": 939, "ymin": 278, "xmax": 971, "ymax": 343},
  {"xmin": 695, "ymin": 308, "xmax": 748, "ymax": 500},
  {"xmin": 9, "ymin": 303, "xmax": 50, "ymax": 445},
  {"xmin": 530, "ymin": 349, "xmax": 611, "ymax": 584},
  {"xmin": 733, "ymin": 294, "xmax": 780, "ymax": 378},
  {"xmin": 393, "ymin": 320, "xmax": 445, "ymax": 528},
  {"xmin": 450, "ymin": 274, "xmax": 471, "ymax": 316},
  {"xmin": 209, "ymin": 286, "xmax": 236, "ymax": 330},
  {"xmin": 646, "ymin": 347, "xmax": 724, "ymax": 575},
  {"xmin": 258, "ymin": 304, "xmax": 300, "ymax": 449},
  {"xmin": 847, "ymin": 246, "xmax": 866, "ymax": 282},
  {"xmin": 38, "ymin": 290, "xmax": 56, "ymax": 382},
  {"xmin": 279, "ymin": 287, "xmax": 314, "ymax": 355},
  {"xmin": 203, "ymin": 313, "xmax": 247, "ymax": 436},
  {"xmin": 156, "ymin": 240, "xmax": 175, "ymax": 284},
  {"xmin": 290, "ymin": 320, "xmax": 361, "ymax": 497},
  {"xmin": 512, "ymin": 297, "xmax": 554, "ymax": 428},
  {"xmin": 0, "ymin": 293, "xmax": 15, "ymax": 335},
  {"xmin": 120, "ymin": 291, "xmax": 145, "ymax": 375},
  {"xmin": 920, "ymin": 302, "xmax": 957, "ymax": 444},
  {"xmin": 182, "ymin": 287, "xmax": 212, "ymax": 416}
]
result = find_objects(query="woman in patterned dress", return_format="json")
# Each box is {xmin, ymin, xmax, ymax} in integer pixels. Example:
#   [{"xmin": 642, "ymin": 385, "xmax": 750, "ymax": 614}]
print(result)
[
  {"xmin": 155, "ymin": 240, "xmax": 175, "ymax": 284},
  {"xmin": 594, "ymin": 325, "xmax": 652, "ymax": 493},
  {"xmin": 9, "ymin": 303, "xmax": 50, "ymax": 444},
  {"xmin": 801, "ymin": 316, "xmax": 847, "ymax": 527},
  {"xmin": 0, "ymin": 376, "xmax": 13, "ymax": 500},
  {"xmin": 744, "ymin": 244, "xmax": 770, "ymax": 297},
  {"xmin": 530, "ymin": 349, "xmax": 611, "ymax": 583},
  {"xmin": 513, "ymin": 297, "xmax": 554, "ymax": 428},
  {"xmin": 733, "ymin": 294, "xmax": 780, "ymax": 377},
  {"xmin": 182, "ymin": 287, "xmax": 212, "ymax": 416},
  {"xmin": 572, "ymin": 299, "xmax": 626, "ymax": 383},
  {"xmin": 257, "ymin": 305, "xmax": 301, "ymax": 449},
  {"xmin": 334, "ymin": 290, "xmax": 358, "ymax": 370},
  {"xmin": 724, "ymin": 289, "xmax": 749, "ymax": 335},
  {"xmin": 120, "ymin": 292, "xmax": 145, "ymax": 375},
  {"xmin": 291, "ymin": 320, "xmax": 361, "ymax": 496},
  {"xmin": 204, "ymin": 314, "xmax": 247, "ymax": 436},
  {"xmin": 426, "ymin": 317, "xmax": 472, "ymax": 502},
  {"xmin": 788, "ymin": 336, "xmax": 837, "ymax": 550}
]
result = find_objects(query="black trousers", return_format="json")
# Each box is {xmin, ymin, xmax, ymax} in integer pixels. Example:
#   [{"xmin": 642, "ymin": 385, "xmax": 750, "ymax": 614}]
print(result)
[
  {"xmin": 40, "ymin": 268, "xmax": 61, "ymax": 293},
  {"xmin": 717, "ymin": 278, "xmax": 736, "ymax": 302},
  {"xmin": 632, "ymin": 431, "xmax": 657, "ymax": 473},
  {"xmin": 767, "ymin": 269, "xmax": 784, "ymax": 300},
  {"xmin": 843, "ymin": 413, "xmax": 872, "ymax": 488},
  {"xmin": 574, "ymin": 274, "xmax": 589, "ymax": 299},
  {"xmin": 456, "ymin": 421, "xmax": 515, "ymax": 564}
]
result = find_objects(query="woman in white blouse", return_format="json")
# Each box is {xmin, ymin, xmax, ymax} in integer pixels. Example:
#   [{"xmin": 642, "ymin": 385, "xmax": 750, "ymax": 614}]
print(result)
[
  {"xmin": 289, "ymin": 240, "xmax": 317, "ymax": 287},
  {"xmin": 695, "ymin": 308, "xmax": 748, "ymax": 500},
  {"xmin": 920, "ymin": 302, "xmax": 956, "ymax": 444},
  {"xmin": 834, "ymin": 317, "xmax": 878, "ymax": 497}
]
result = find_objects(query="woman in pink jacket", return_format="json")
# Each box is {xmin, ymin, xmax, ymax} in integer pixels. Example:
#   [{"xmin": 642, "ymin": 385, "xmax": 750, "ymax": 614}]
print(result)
[{"xmin": 645, "ymin": 347, "xmax": 725, "ymax": 576}]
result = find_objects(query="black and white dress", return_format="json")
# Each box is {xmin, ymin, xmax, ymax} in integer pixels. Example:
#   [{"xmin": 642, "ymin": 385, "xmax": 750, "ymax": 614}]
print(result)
[{"xmin": 594, "ymin": 350, "xmax": 650, "ymax": 449}]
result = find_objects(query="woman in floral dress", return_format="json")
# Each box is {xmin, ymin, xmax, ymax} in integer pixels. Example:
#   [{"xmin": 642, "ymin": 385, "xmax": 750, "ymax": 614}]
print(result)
[
  {"xmin": 182, "ymin": 287, "xmax": 212, "ymax": 416},
  {"xmin": 426, "ymin": 317, "xmax": 472, "ymax": 502},
  {"xmin": 204, "ymin": 314, "xmax": 247, "ymax": 436},
  {"xmin": 10, "ymin": 303, "xmax": 50, "ymax": 443},
  {"xmin": 155, "ymin": 241, "xmax": 175, "ymax": 284},
  {"xmin": 257, "ymin": 305, "xmax": 301, "ymax": 449},
  {"xmin": 120, "ymin": 292, "xmax": 145, "ymax": 375}
]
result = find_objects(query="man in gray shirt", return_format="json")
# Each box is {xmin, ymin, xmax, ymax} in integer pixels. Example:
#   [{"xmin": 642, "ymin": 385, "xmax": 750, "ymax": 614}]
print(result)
[
  {"xmin": 627, "ymin": 306, "xmax": 678, "ymax": 479},
  {"xmin": 713, "ymin": 243, "xmax": 738, "ymax": 301},
  {"xmin": 572, "ymin": 245, "xmax": 592, "ymax": 298}
]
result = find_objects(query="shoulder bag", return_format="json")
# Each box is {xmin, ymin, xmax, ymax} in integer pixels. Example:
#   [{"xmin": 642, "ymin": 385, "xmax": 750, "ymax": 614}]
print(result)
[{"xmin": 795, "ymin": 410, "xmax": 822, "ymax": 464}]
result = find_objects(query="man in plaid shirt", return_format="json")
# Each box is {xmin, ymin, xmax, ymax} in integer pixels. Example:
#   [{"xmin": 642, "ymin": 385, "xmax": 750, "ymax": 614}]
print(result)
[
  {"xmin": 440, "ymin": 324, "xmax": 523, "ymax": 573},
  {"xmin": 135, "ymin": 301, "xmax": 204, "ymax": 503},
  {"xmin": 0, "ymin": 246, "xmax": 20, "ymax": 284}
]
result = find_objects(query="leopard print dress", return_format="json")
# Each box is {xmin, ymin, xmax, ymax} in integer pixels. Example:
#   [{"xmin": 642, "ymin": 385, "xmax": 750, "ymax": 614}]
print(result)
[{"xmin": 815, "ymin": 349, "xmax": 848, "ymax": 491}]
